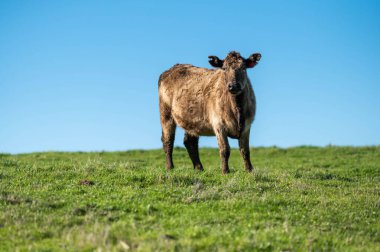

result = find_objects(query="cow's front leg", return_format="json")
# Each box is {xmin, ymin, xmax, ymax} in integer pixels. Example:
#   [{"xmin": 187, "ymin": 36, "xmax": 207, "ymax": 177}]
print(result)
[
  {"xmin": 239, "ymin": 129, "xmax": 254, "ymax": 172},
  {"xmin": 215, "ymin": 129, "xmax": 230, "ymax": 174}
]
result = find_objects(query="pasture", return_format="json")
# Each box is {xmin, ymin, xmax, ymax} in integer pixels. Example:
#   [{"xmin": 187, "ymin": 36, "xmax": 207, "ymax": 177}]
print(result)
[{"xmin": 0, "ymin": 146, "xmax": 379, "ymax": 251}]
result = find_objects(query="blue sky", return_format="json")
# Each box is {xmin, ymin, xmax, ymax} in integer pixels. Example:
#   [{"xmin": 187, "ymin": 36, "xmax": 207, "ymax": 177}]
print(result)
[{"xmin": 1, "ymin": 1, "xmax": 380, "ymax": 153}]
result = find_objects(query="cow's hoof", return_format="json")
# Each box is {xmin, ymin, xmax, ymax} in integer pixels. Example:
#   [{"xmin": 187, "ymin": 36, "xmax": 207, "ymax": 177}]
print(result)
[
  {"xmin": 195, "ymin": 164, "xmax": 204, "ymax": 171},
  {"xmin": 222, "ymin": 168, "xmax": 230, "ymax": 174},
  {"xmin": 166, "ymin": 165, "xmax": 174, "ymax": 171},
  {"xmin": 246, "ymin": 167, "xmax": 254, "ymax": 173}
]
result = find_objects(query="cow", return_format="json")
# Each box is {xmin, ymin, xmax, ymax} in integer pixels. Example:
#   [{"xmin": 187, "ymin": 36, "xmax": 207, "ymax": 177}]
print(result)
[{"xmin": 158, "ymin": 51, "xmax": 261, "ymax": 174}]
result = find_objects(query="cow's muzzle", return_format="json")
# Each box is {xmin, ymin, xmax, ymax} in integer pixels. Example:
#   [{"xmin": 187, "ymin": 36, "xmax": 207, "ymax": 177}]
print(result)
[{"xmin": 228, "ymin": 83, "xmax": 241, "ymax": 94}]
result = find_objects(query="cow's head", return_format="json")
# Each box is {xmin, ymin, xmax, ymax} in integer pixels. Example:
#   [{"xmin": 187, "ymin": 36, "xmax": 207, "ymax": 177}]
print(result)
[{"xmin": 208, "ymin": 51, "xmax": 261, "ymax": 95}]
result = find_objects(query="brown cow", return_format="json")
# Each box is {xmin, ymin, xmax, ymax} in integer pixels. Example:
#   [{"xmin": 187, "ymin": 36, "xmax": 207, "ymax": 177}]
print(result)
[{"xmin": 158, "ymin": 51, "xmax": 261, "ymax": 174}]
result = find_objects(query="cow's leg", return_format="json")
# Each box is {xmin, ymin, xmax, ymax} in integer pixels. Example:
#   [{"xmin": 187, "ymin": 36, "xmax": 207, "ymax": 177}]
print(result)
[
  {"xmin": 215, "ymin": 129, "xmax": 230, "ymax": 174},
  {"xmin": 239, "ymin": 129, "xmax": 254, "ymax": 172},
  {"xmin": 161, "ymin": 120, "xmax": 176, "ymax": 170},
  {"xmin": 184, "ymin": 133, "xmax": 203, "ymax": 171},
  {"xmin": 160, "ymin": 103, "xmax": 176, "ymax": 170}
]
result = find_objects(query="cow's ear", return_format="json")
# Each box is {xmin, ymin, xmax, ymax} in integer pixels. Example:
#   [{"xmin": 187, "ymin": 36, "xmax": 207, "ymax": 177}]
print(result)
[
  {"xmin": 208, "ymin": 56, "xmax": 224, "ymax": 68},
  {"xmin": 246, "ymin": 53, "xmax": 261, "ymax": 68}
]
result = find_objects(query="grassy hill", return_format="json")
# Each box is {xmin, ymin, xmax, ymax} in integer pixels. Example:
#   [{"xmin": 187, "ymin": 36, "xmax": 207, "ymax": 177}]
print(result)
[{"xmin": 0, "ymin": 147, "xmax": 379, "ymax": 251}]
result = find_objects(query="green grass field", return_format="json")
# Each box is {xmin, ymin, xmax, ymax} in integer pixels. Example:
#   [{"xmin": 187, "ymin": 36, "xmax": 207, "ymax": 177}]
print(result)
[{"xmin": 0, "ymin": 146, "xmax": 379, "ymax": 251}]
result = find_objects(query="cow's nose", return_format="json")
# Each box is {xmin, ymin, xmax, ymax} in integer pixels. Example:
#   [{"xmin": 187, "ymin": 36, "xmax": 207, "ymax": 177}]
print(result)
[{"xmin": 228, "ymin": 83, "xmax": 240, "ymax": 91}]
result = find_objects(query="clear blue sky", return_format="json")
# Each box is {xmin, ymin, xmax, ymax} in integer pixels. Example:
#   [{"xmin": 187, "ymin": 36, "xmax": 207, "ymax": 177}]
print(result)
[{"xmin": 1, "ymin": 1, "xmax": 380, "ymax": 153}]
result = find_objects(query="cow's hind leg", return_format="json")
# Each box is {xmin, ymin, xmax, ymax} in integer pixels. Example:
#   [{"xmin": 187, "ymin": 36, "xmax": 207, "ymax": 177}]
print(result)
[
  {"xmin": 160, "ymin": 103, "xmax": 176, "ymax": 170},
  {"xmin": 184, "ymin": 133, "xmax": 203, "ymax": 171}
]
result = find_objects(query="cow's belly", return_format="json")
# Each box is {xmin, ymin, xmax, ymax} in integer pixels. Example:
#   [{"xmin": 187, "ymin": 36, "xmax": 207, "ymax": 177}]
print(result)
[
  {"xmin": 172, "ymin": 111, "xmax": 214, "ymax": 136},
  {"xmin": 173, "ymin": 111, "xmax": 253, "ymax": 138}
]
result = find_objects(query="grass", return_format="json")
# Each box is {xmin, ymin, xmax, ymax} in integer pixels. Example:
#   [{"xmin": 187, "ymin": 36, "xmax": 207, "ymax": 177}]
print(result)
[{"xmin": 0, "ymin": 146, "xmax": 379, "ymax": 251}]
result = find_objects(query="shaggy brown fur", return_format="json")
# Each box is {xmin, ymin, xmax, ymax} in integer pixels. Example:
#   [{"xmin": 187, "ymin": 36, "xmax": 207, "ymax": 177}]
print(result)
[{"xmin": 159, "ymin": 51, "xmax": 261, "ymax": 174}]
